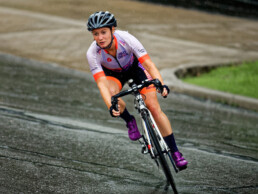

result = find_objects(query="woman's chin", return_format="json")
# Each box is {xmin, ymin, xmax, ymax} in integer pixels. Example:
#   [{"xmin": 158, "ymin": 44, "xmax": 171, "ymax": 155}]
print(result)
[{"xmin": 98, "ymin": 43, "xmax": 106, "ymax": 48}]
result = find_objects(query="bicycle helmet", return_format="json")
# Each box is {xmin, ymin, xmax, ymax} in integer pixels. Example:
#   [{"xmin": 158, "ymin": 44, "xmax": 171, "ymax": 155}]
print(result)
[{"xmin": 87, "ymin": 11, "xmax": 117, "ymax": 31}]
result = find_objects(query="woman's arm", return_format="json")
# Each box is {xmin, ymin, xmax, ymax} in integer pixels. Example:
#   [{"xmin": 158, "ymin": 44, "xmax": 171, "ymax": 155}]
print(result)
[
  {"xmin": 141, "ymin": 59, "xmax": 164, "ymax": 84},
  {"xmin": 96, "ymin": 76, "xmax": 113, "ymax": 109},
  {"xmin": 141, "ymin": 59, "xmax": 168, "ymax": 96},
  {"xmin": 96, "ymin": 76, "xmax": 121, "ymax": 117}
]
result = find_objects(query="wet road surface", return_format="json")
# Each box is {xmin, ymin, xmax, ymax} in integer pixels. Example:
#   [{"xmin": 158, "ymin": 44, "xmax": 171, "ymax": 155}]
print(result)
[{"xmin": 0, "ymin": 54, "xmax": 257, "ymax": 193}]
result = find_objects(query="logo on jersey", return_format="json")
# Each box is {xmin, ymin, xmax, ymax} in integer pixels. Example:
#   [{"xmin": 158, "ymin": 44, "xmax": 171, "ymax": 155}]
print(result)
[
  {"xmin": 119, "ymin": 40, "xmax": 126, "ymax": 46},
  {"xmin": 138, "ymin": 49, "xmax": 145, "ymax": 53},
  {"xmin": 144, "ymin": 70, "xmax": 152, "ymax": 80},
  {"xmin": 107, "ymin": 58, "xmax": 112, "ymax": 62},
  {"xmin": 118, "ymin": 51, "xmax": 128, "ymax": 59},
  {"xmin": 91, "ymin": 67, "xmax": 98, "ymax": 72}
]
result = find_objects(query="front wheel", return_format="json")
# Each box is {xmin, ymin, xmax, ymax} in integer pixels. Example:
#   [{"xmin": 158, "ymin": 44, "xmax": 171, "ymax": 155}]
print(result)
[{"xmin": 143, "ymin": 113, "xmax": 178, "ymax": 193}]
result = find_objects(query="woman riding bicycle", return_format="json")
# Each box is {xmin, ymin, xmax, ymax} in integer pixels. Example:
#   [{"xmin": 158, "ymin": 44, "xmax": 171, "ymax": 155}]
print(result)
[{"xmin": 86, "ymin": 11, "xmax": 188, "ymax": 169}]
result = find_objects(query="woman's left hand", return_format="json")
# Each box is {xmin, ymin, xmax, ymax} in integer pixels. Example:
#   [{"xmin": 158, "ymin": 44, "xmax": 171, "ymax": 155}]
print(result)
[{"xmin": 162, "ymin": 85, "xmax": 170, "ymax": 97}]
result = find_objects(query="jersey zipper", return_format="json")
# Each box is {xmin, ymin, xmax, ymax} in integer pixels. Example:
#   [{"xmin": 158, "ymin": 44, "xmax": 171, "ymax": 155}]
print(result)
[{"xmin": 114, "ymin": 56, "xmax": 124, "ymax": 71}]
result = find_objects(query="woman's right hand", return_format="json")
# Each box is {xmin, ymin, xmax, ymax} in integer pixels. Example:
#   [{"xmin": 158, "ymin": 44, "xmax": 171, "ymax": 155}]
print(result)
[{"xmin": 109, "ymin": 104, "xmax": 120, "ymax": 117}]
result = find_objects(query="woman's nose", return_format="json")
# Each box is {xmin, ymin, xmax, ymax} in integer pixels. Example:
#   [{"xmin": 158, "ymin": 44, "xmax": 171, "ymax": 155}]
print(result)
[{"xmin": 98, "ymin": 34, "xmax": 104, "ymax": 40}]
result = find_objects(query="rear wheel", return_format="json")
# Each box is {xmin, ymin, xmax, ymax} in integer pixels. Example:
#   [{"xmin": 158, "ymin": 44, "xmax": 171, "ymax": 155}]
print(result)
[{"xmin": 143, "ymin": 113, "xmax": 178, "ymax": 193}]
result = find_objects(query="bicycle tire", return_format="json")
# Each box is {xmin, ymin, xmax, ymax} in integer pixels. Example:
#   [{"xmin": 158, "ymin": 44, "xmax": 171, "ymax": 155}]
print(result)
[{"xmin": 142, "ymin": 113, "xmax": 178, "ymax": 193}]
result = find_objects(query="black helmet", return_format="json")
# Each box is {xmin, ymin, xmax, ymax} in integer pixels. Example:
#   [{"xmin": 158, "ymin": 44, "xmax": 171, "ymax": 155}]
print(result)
[{"xmin": 87, "ymin": 11, "xmax": 117, "ymax": 31}]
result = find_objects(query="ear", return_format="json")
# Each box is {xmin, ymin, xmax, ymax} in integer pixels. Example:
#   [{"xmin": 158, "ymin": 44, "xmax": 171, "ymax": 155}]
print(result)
[{"xmin": 111, "ymin": 26, "xmax": 115, "ymax": 33}]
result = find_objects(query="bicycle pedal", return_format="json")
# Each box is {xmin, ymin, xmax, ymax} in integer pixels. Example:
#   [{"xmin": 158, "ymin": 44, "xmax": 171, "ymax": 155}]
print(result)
[{"xmin": 141, "ymin": 146, "xmax": 148, "ymax": 154}]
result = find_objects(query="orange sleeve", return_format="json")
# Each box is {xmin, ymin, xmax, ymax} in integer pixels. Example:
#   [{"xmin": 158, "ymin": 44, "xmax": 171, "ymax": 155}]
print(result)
[
  {"xmin": 138, "ymin": 54, "xmax": 150, "ymax": 64},
  {"xmin": 93, "ymin": 71, "xmax": 105, "ymax": 82}
]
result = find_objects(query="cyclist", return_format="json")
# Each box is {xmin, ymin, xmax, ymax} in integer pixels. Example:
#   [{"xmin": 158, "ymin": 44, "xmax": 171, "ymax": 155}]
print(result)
[{"xmin": 86, "ymin": 11, "xmax": 188, "ymax": 169}]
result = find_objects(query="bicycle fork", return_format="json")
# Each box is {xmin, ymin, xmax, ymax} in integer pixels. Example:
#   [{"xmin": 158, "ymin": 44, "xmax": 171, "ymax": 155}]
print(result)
[{"xmin": 141, "ymin": 118, "xmax": 156, "ymax": 158}]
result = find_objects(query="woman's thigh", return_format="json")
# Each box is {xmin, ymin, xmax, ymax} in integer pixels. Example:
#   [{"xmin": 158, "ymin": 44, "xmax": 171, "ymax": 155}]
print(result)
[
  {"xmin": 143, "ymin": 91, "xmax": 161, "ymax": 112},
  {"xmin": 106, "ymin": 76, "xmax": 122, "ymax": 95},
  {"xmin": 106, "ymin": 76, "xmax": 127, "ymax": 111}
]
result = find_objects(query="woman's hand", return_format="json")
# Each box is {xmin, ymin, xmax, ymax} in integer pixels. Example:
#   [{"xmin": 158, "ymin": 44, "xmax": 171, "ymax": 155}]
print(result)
[
  {"xmin": 109, "ymin": 104, "xmax": 120, "ymax": 117},
  {"xmin": 161, "ymin": 85, "xmax": 170, "ymax": 97}
]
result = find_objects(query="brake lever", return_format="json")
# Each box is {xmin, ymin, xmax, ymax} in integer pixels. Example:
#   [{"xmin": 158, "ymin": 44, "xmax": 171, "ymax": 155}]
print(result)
[
  {"xmin": 151, "ymin": 79, "xmax": 163, "ymax": 93},
  {"xmin": 151, "ymin": 79, "xmax": 169, "ymax": 98}
]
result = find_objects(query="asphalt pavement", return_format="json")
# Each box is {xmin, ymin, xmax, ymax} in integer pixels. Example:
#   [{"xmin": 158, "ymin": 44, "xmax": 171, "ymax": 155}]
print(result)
[{"xmin": 0, "ymin": 51, "xmax": 257, "ymax": 194}]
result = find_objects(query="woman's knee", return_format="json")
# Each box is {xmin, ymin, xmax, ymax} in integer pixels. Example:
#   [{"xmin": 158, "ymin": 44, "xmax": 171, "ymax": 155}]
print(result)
[
  {"xmin": 109, "ymin": 87, "xmax": 118, "ymax": 96},
  {"xmin": 108, "ymin": 80, "xmax": 120, "ymax": 96},
  {"xmin": 147, "ymin": 102, "xmax": 162, "ymax": 119}
]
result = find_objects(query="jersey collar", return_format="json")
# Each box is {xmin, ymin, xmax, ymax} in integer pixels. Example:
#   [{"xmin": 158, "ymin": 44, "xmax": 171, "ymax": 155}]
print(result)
[{"xmin": 104, "ymin": 35, "xmax": 118, "ymax": 54}]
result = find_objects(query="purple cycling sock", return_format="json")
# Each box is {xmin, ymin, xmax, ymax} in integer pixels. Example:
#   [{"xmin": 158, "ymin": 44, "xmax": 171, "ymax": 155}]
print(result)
[
  {"xmin": 120, "ymin": 108, "xmax": 133, "ymax": 123},
  {"xmin": 164, "ymin": 133, "xmax": 178, "ymax": 153}
]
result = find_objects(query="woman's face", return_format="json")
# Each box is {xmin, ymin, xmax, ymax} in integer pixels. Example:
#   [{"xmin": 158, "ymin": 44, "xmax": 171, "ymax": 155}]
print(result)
[{"xmin": 92, "ymin": 27, "xmax": 112, "ymax": 49}]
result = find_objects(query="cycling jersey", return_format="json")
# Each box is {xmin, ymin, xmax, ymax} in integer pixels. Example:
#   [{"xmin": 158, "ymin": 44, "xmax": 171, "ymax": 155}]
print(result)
[{"xmin": 87, "ymin": 30, "xmax": 150, "ymax": 81}]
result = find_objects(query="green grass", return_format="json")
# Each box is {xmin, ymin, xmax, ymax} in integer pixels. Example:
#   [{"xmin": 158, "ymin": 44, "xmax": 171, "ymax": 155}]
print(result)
[{"xmin": 182, "ymin": 61, "xmax": 258, "ymax": 99}]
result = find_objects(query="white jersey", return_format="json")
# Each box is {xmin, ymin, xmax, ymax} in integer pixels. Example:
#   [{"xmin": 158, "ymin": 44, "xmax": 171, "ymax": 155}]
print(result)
[{"xmin": 86, "ymin": 30, "xmax": 150, "ymax": 81}]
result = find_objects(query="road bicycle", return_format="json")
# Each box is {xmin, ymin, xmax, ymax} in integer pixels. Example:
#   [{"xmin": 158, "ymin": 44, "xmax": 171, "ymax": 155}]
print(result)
[{"xmin": 111, "ymin": 79, "xmax": 179, "ymax": 193}]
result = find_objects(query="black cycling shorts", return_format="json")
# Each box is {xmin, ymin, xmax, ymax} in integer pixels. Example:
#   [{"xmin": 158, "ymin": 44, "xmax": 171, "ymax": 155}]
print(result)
[{"xmin": 102, "ymin": 59, "xmax": 155, "ymax": 94}]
